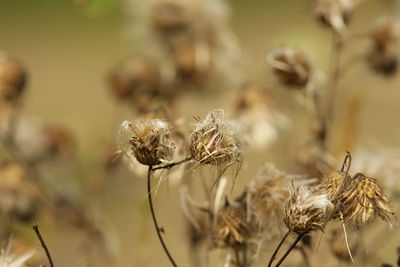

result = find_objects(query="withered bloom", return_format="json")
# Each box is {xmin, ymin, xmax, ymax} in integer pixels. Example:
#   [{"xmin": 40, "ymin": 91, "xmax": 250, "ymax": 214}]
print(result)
[
  {"xmin": 0, "ymin": 53, "xmax": 27, "ymax": 102},
  {"xmin": 118, "ymin": 119, "xmax": 174, "ymax": 166},
  {"xmin": 312, "ymin": 0, "xmax": 361, "ymax": 33},
  {"xmin": 213, "ymin": 201, "xmax": 250, "ymax": 248},
  {"xmin": 367, "ymin": 18, "xmax": 399, "ymax": 76},
  {"xmin": 0, "ymin": 162, "xmax": 41, "ymax": 222},
  {"xmin": 190, "ymin": 109, "xmax": 241, "ymax": 170},
  {"xmin": 336, "ymin": 173, "xmax": 396, "ymax": 225},
  {"xmin": 230, "ymin": 83, "xmax": 289, "ymax": 149},
  {"xmin": 318, "ymin": 170, "xmax": 351, "ymax": 201},
  {"xmin": 108, "ymin": 58, "xmax": 161, "ymax": 112},
  {"xmin": 284, "ymin": 183, "xmax": 334, "ymax": 234},
  {"xmin": 267, "ymin": 47, "xmax": 313, "ymax": 87},
  {"xmin": 247, "ymin": 163, "xmax": 288, "ymax": 236},
  {"xmin": 150, "ymin": 1, "xmax": 188, "ymax": 33}
]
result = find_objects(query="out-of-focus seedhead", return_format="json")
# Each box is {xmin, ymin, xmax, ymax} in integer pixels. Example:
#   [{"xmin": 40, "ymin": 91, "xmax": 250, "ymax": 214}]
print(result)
[
  {"xmin": 118, "ymin": 119, "xmax": 174, "ymax": 166},
  {"xmin": 367, "ymin": 18, "xmax": 400, "ymax": 76},
  {"xmin": 0, "ymin": 53, "xmax": 27, "ymax": 103},
  {"xmin": 311, "ymin": 0, "xmax": 361, "ymax": 33},
  {"xmin": 267, "ymin": 47, "xmax": 313, "ymax": 87},
  {"xmin": 284, "ymin": 183, "xmax": 334, "ymax": 234},
  {"xmin": 213, "ymin": 201, "xmax": 250, "ymax": 248}
]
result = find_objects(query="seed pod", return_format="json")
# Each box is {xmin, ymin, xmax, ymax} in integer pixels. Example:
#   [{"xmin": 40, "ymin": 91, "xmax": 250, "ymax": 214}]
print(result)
[
  {"xmin": 367, "ymin": 19, "xmax": 399, "ymax": 76},
  {"xmin": 108, "ymin": 58, "xmax": 159, "ymax": 105},
  {"xmin": 284, "ymin": 183, "xmax": 334, "ymax": 234},
  {"xmin": 267, "ymin": 47, "xmax": 313, "ymax": 87},
  {"xmin": 312, "ymin": 0, "xmax": 361, "ymax": 33},
  {"xmin": 318, "ymin": 170, "xmax": 351, "ymax": 201},
  {"xmin": 336, "ymin": 173, "xmax": 396, "ymax": 225},
  {"xmin": 0, "ymin": 53, "xmax": 27, "ymax": 102},
  {"xmin": 118, "ymin": 119, "xmax": 174, "ymax": 166},
  {"xmin": 213, "ymin": 202, "xmax": 250, "ymax": 248},
  {"xmin": 150, "ymin": 1, "xmax": 188, "ymax": 33},
  {"xmin": 0, "ymin": 162, "xmax": 41, "ymax": 222},
  {"xmin": 190, "ymin": 109, "xmax": 241, "ymax": 167}
]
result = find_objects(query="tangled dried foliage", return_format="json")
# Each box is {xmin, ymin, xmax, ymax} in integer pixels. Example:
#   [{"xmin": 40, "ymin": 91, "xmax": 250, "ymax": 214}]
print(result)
[
  {"xmin": 284, "ymin": 183, "xmax": 334, "ymax": 234},
  {"xmin": 190, "ymin": 109, "xmax": 241, "ymax": 173},
  {"xmin": 118, "ymin": 118, "xmax": 174, "ymax": 166}
]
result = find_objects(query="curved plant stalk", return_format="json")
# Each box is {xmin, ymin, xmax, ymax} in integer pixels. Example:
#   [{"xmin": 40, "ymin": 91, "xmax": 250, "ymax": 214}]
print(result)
[
  {"xmin": 147, "ymin": 166, "xmax": 178, "ymax": 266},
  {"xmin": 274, "ymin": 232, "xmax": 306, "ymax": 267},
  {"xmin": 267, "ymin": 230, "xmax": 291, "ymax": 267}
]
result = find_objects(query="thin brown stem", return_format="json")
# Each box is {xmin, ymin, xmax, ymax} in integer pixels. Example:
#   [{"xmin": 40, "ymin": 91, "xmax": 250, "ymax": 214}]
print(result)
[
  {"xmin": 275, "ymin": 232, "xmax": 306, "ymax": 267},
  {"xmin": 152, "ymin": 156, "xmax": 192, "ymax": 171},
  {"xmin": 320, "ymin": 33, "xmax": 343, "ymax": 148},
  {"xmin": 32, "ymin": 222, "xmax": 54, "ymax": 267},
  {"xmin": 147, "ymin": 166, "xmax": 178, "ymax": 267},
  {"xmin": 267, "ymin": 230, "xmax": 291, "ymax": 267}
]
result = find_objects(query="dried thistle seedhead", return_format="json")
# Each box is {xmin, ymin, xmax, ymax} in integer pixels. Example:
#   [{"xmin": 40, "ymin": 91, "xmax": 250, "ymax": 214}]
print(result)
[
  {"xmin": 267, "ymin": 47, "xmax": 313, "ymax": 87},
  {"xmin": 336, "ymin": 172, "xmax": 396, "ymax": 225},
  {"xmin": 0, "ymin": 239, "xmax": 35, "ymax": 267},
  {"xmin": 367, "ymin": 18, "xmax": 400, "ymax": 76},
  {"xmin": 118, "ymin": 119, "xmax": 174, "ymax": 166},
  {"xmin": 108, "ymin": 58, "xmax": 159, "ymax": 109},
  {"xmin": 312, "ymin": 0, "xmax": 361, "ymax": 33},
  {"xmin": 0, "ymin": 53, "xmax": 27, "ymax": 103},
  {"xmin": 151, "ymin": 1, "xmax": 188, "ymax": 32},
  {"xmin": 0, "ymin": 162, "xmax": 41, "ymax": 222},
  {"xmin": 284, "ymin": 183, "xmax": 334, "ymax": 234},
  {"xmin": 247, "ymin": 163, "xmax": 288, "ymax": 236},
  {"xmin": 230, "ymin": 83, "xmax": 289, "ymax": 148},
  {"xmin": 42, "ymin": 124, "xmax": 75, "ymax": 158},
  {"xmin": 329, "ymin": 227, "xmax": 359, "ymax": 262},
  {"xmin": 190, "ymin": 109, "xmax": 241, "ymax": 169},
  {"xmin": 318, "ymin": 170, "xmax": 351, "ymax": 201},
  {"xmin": 213, "ymin": 202, "xmax": 250, "ymax": 248}
]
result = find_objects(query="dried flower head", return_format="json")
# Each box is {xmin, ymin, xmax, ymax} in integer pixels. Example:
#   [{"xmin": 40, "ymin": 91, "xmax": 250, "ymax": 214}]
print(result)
[
  {"xmin": 0, "ymin": 162, "xmax": 41, "ymax": 222},
  {"xmin": 213, "ymin": 201, "xmax": 250, "ymax": 248},
  {"xmin": 0, "ymin": 239, "xmax": 34, "ymax": 267},
  {"xmin": 367, "ymin": 18, "xmax": 400, "ymax": 76},
  {"xmin": 230, "ymin": 83, "xmax": 289, "ymax": 148},
  {"xmin": 118, "ymin": 119, "xmax": 174, "ymax": 166},
  {"xmin": 190, "ymin": 109, "xmax": 241, "ymax": 172},
  {"xmin": 247, "ymin": 163, "xmax": 288, "ymax": 236},
  {"xmin": 0, "ymin": 53, "xmax": 27, "ymax": 102},
  {"xmin": 336, "ymin": 173, "xmax": 396, "ymax": 225},
  {"xmin": 267, "ymin": 47, "xmax": 313, "ymax": 87},
  {"xmin": 284, "ymin": 183, "xmax": 334, "ymax": 234},
  {"xmin": 312, "ymin": 0, "xmax": 361, "ymax": 33},
  {"xmin": 318, "ymin": 170, "xmax": 351, "ymax": 201},
  {"xmin": 150, "ymin": 1, "xmax": 188, "ymax": 32}
]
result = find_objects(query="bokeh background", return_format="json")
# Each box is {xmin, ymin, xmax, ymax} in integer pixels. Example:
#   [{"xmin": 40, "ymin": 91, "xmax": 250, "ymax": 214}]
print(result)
[{"xmin": 1, "ymin": 0, "xmax": 400, "ymax": 266}]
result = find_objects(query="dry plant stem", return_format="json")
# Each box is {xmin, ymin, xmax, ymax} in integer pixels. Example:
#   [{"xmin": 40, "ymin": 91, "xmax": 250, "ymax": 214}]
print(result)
[
  {"xmin": 321, "ymin": 33, "xmax": 343, "ymax": 147},
  {"xmin": 268, "ymin": 230, "xmax": 291, "ymax": 267},
  {"xmin": 152, "ymin": 156, "xmax": 192, "ymax": 171},
  {"xmin": 32, "ymin": 222, "xmax": 55, "ymax": 267},
  {"xmin": 274, "ymin": 232, "xmax": 306, "ymax": 267},
  {"xmin": 147, "ymin": 166, "xmax": 178, "ymax": 267}
]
